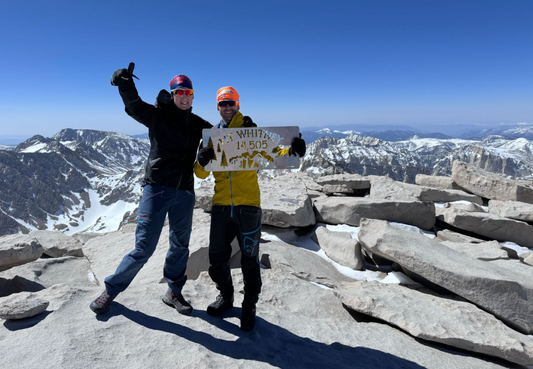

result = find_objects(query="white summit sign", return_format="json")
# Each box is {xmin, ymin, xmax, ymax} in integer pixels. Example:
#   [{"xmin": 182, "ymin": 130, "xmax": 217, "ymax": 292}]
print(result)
[{"xmin": 202, "ymin": 126, "xmax": 301, "ymax": 171}]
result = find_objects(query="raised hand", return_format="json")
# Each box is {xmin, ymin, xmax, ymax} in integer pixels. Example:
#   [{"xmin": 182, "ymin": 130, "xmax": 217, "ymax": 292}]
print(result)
[{"xmin": 111, "ymin": 62, "xmax": 139, "ymax": 87}]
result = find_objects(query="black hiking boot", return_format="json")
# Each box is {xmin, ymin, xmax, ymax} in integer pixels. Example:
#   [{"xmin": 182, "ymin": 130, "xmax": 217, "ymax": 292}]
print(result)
[
  {"xmin": 162, "ymin": 288, "xmax": 193, "ymax": 315},
  {"xmin": 206, "ymin": 294, "xmax": 234, "ymax": 316},
  {"xmin": 90, "ymin": 291, "xmax": 116, "ymax": 315},
  {"xmin": 240, "ymin": 303, "xmax": 256, "ymax": 331}
]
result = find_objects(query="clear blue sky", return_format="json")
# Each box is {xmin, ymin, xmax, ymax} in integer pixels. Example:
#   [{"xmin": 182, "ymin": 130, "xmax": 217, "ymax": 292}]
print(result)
[{"xmin": 1, "ymin": 0, "xmax": 532, "ymax": 138}]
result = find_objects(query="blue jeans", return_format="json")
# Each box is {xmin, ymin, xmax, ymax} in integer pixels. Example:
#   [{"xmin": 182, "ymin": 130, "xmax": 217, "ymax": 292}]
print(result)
[{"xmin": 104, "ymin": 184, "xmax": 195, "ymax": 296}]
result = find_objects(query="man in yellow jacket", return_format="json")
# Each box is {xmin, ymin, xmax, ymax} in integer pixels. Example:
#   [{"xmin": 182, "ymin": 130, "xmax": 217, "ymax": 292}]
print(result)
[{"xmin": 195, "ymin": 86, "xmax": 305, "ymax": 331}]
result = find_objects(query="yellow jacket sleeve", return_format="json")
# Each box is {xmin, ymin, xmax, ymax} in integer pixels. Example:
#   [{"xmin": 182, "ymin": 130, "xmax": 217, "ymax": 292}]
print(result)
[{"xmin": 194, "ymin": 160, "xmax": 210, "ymax": 179}]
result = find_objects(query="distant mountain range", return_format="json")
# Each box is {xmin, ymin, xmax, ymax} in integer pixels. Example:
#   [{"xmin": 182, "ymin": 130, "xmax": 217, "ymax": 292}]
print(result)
[
  {"xmin": 1, "ymin": 123, "xmax": 532, "ymax": 237},
  {"xmin": 0, "ymin": 129, "xmax": 149, "ymax": 236},
  {"xmin": 300, "ymin": 122, "xmax": 533, "ymax": 142},
  {"xmin": 300, "ymin": 127, "xmax": 452, "ymax": 143},
  {"xmin": 2, "ymin": 122, "xmax": 532, "ymax": 146}
]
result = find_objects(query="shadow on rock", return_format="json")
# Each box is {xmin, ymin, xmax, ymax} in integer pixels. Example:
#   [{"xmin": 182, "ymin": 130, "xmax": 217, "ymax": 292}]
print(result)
[
  {"xmin": 0, "ymin": 276, "xmax": 46, "ymax": 298},
  {"xmin": 104, "ymin": 303, "xmax": 426, "ymax": 369},
  {"xmin": 3, "ymin": 310, "xmax": 53, "ymax": 331}
]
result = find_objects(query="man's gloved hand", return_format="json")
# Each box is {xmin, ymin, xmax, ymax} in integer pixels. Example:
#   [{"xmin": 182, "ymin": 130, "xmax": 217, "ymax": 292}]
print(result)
[
  {"xmin": 289, "ymin": 134, "xmax": 306, "ymax": 157},
  {"xmin": 111, "ymin": 62, "xmax": 138, "ymax": 87},
  {"xmin": 198, "ymin": 147, "xmax": 215, "ymax": 167},
  {"xmin": 243, "ymin": 116, "xmax": 257, "ymax": 127}
]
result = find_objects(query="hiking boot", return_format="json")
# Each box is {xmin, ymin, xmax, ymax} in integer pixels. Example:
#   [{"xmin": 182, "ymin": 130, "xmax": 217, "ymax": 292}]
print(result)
[
  {"xmin": 162, "ymin": 288, "xmax": 193, "ymax": 315},
  {"xmin": 90, "ymin": 291, "xmax": 116, "ymax": 315},
  {"xmin": 206, "ymin": 294, "xmax": 234, "ymax": 316},
  {"xmin": 240, "ymin": 303, "xmax": 256, "ymax": 331}
]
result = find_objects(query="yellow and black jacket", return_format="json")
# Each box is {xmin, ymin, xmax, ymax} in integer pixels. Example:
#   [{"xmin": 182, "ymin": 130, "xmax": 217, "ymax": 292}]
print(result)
[{"xmin": 194, "ymin": 111, "xmax": 261, "ymax": 208}]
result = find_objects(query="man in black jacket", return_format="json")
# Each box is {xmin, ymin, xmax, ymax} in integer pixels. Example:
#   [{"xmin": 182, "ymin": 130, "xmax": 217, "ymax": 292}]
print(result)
[{"xmin": 90, "ymin": 64, "xmax": 212, "ymax": 315}]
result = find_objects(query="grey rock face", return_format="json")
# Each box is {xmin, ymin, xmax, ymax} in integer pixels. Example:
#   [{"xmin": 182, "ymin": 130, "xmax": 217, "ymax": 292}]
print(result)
[
  {"xmin": 523, "ymin": 253, "xmax": 533, "ymax": 266},
  {"xmin": 260, "ymin": 175, "xmax": 316, "ymax": 228},
  {"xmin": 315, "ymin": 173, "xmax": 371, "ymax": 187},
  {"xmin": 452, "ymin": 160, "xmax": 533, "ymax": 203},
  {"xmin": 435, "ymin": 228, "xmax": 485, "ymax": 243},
  {"xmin": 29, "ymin": 230, "xmax": 84, "ymax": 257},
  {"xmin": 439, "ymin": 240, "xmax": 509, "ymax": 261},
  {"xmin": 0, "ymin": 256, "xmax": 95, "ymax": 291},
  {"xmin": 488, "ymin": 199, "xmax": 533, "ymax": 222},
  {"xmin": 369, "ymin": 176, "xmax": 483, "ymax": 204},
  {"xmin": 313, "ymin": 196, "xmax": 435, "ymax": 230},
  {"xmin": 414, "ymin": 174, "xmax": 465, "ymax": 190},
  {"xmin": 312, "ymin": 226, "xmax": 363, "ymax": 270},
  {"xmin": 0, "ymin": 234, "xmax": 43, "ymax": 272},
  {"xmin": 358, "ymin": 218, "xmax": 533, "ymax": 335},
  {"xmin": 336, "ymin": 281, "xmax": 533, "ymax": 365},
  {"xmin": 0, "ymin": 292, "xmax": 49, "ymax": 320},
  {"xmin": 321, "ymin": 184, "xmax": 355, "ymax": 195},
  {"xmin": 437, "ymin": 206, "xmax": 533, "ymax": 248}
]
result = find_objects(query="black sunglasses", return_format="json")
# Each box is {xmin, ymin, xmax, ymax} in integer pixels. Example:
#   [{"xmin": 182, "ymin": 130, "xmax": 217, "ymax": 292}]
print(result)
[{"xmin": 218, "ymin": 100, "xmax": 237, "ymax": 107}]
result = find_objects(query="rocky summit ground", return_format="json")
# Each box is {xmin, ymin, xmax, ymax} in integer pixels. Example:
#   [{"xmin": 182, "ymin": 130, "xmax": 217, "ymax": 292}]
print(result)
[{"xmin": 2, "ymin": 164, "xmax": 533, "ymax": 368}]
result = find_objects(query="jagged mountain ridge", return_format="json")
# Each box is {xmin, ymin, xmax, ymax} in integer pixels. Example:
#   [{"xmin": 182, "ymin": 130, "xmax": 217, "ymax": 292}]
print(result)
[
  {"xmin": 0, "ymin": 129, "xmax": 149, "ymax": 236},
  {"xmin": 300, "ymin": 134, "xmax": 533, "ymax": 183},
  {"xmin": 1, "ymin": 127, "xmax": 533, "ymax": 238}
]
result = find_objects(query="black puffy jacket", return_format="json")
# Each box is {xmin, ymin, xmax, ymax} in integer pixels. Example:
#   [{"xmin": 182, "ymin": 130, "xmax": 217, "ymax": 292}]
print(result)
[{"xmin": 118, "ymin": 84, "xmax": 212, "ymax": 190}]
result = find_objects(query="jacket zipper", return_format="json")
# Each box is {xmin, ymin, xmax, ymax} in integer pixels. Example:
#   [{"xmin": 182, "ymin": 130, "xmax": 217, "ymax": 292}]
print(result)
[
  {"xmin": 176, "ymin": 114, "xmax": 191, "ymax": 189},
  {"xmin": 229, "ymin": 171, "xmax": 234, "ymax": 217}
]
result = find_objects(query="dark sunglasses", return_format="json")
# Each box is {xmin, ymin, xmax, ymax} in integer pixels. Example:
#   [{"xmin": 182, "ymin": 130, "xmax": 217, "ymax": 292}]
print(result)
[
  {"xmin": 218, "ymin": 100, "xmax": 237, "ymax": 107},
  {"xmin": 171, "ymin": 89, "xmax": 194, "ymax": 97}
]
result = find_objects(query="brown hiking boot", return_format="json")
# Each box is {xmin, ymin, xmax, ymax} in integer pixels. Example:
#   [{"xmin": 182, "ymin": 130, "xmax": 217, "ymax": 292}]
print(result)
[
  {"xmin": 90, "ymin": 291, "xmax": 116, "ymax": 315},
  {"xmin": 162, "ymin": 288, "xmax": 193, "ymax": 315}
]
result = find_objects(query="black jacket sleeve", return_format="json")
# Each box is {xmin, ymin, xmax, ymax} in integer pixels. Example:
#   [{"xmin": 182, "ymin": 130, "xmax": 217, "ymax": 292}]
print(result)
[{"xmin": 118, "ymin": 84, "xmax": 158, "ymax": 129}]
